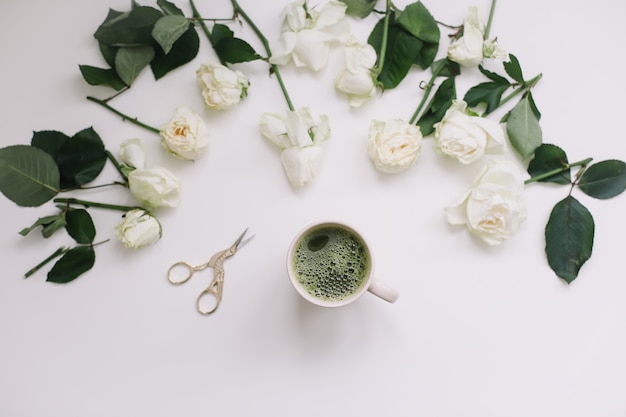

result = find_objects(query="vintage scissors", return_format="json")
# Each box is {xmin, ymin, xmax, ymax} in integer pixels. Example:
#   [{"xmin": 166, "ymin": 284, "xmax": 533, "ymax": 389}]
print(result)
[{"xmin": 167, "ymin": 228, "xmax": 252, "ymax": 315}]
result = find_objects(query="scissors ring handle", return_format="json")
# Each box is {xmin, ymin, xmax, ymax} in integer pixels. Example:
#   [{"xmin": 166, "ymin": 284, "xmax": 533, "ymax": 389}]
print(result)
[
  {"xmin": 196, "ymin": 281, "xmax": 223, "ymax": 315},
  {"xmin": 167, "ymin": 261, "xmax": 197, "ymax": 285}
]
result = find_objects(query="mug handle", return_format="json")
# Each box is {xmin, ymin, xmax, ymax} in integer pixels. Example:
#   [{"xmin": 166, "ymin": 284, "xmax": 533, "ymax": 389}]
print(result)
[{"xmin": 367, "ymin": 279, "xmax": 399, "ymax": 303}]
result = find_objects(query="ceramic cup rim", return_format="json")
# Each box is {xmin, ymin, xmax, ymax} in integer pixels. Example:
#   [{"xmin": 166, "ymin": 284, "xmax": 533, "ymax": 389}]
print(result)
[{"xmin": 286, "ymin": 220, "xmax": 375, "ymax": 308}]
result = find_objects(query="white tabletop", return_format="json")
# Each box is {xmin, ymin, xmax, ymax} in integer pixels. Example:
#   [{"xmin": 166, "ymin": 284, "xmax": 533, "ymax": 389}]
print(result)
[{"xmin": 1, "ymin": 0, "xmax": 625, "ymax": 416}]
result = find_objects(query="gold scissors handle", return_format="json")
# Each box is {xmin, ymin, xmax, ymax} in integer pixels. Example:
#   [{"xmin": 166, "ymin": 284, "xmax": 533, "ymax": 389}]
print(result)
[
  {"xmin": 196, "ymin": 278, "xmax": 223, "ymax": 315},
  {"xmin": 167, "ymin": 261, "xmax": 208, "ymax": 285}
]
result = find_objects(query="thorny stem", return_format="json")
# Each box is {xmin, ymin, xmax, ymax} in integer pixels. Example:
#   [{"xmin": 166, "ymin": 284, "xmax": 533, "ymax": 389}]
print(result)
[
  {"xmin": 524, "ymin": 157, "xmax": 593, "ymax": 185},
  {"xmin": 229, "ymin": 0, "xmax": 295, "ymax": 111},
  {"xmin": 376, "ymin": 0, "xmax": 393, "ymax": 77},
  {"xmin": 86, "ymin": 96, "xmax": 160, "ymax": 134},
  {"xmin": 493, "ymin": 73, "xmax": 543, "ymax": 113},
  {"xmin": 189, "ymin": 0, "xmax": 226, "ymax": 65},
  {"xmin": 408, "ymin": 60, "xmax": 446, "ymax": 125},
  {"xmin": 54, "ymin": 198, "xmax": 142, "ymax": 213},
  {"xmin": 106, "ymin": 150, "xmax": 129, "ymax": 183}
]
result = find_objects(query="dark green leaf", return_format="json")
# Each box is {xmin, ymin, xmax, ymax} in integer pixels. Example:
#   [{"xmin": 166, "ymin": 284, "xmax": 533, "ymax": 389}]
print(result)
[
  {"xmin": 545, "ymin": 196, "xmax": 594, "ymax": 284},
  {"xmin": 369, "ymin": 15, "xmax": 423, "ymax": 89},
  {"xmin": 214, "ymin": 37, "xmax": 262, "ymax": 64},
  {"xmin": 56, "ymin": 128, "xmax": 107, "ymax": 188},
  {"xmin": 19, "ymin": 213, "xmax": 67, "ymax": 238},
  {"xmin": 433, "ymin": 58, "xmax": 460, "ymax": 78},
  {"xmin": 578, "ymin": 160, "xmax": 626, "ymax": 199},
  {"xmin": 210, "ymin": 23, "xmax": 234, "ymax": 46},
  {"xmin": 151, "ymin": 26, "xmax": 199, "ymax": 79},
  {"xmin": 157, "ymin": 0, "xmax": 184, "ymax": 16},
  {"xmin": 78, "ymin": 65, "xmax": 127, "ymax": 90},
  {"xmin": 99, "ymin": 43, "xmax": 119, "ymax": 68},
  {"xmin": 65, "ymin": 209, "xmax": 96, "ymax": 244},
  {"xmin": 527, "ymin": 143, "xmax": 571, "ymax": 185},
  {"xmin": 396, "ymin": 1, "xmax": 440, "ymax": 44},
  {"xmin": 413, "ymin": 41, "xmax": 438, "ymax": 70},
  {"xmin": 0, "ymin": 145, "xmax": 60, "ymax": 207},
  {"xmin": 463, "ymin": 81, "xmax": 510, "ymax": 114},
  {"xmin": 340, "ymin": 0, "xmax": 377, "ymax": 18},
  {"xmin": 94, "ymin": 6, "xmax": 163, "ymax": 47},
  {"xmin": 152, "ymin": 15, "xmax": 189, "ymax": 54},
  {"xmin": 478, "ymin": 65, "xmax": 510, "ymax": 85},
  {"xmin": 503, "ymin": 53, "xmax": 523, "ymax": 83},
  {"xmin": 115, "ymin": 45, "xmax": 155, "ymax": 85},
  {"xmin": 47, "ymin": 246, "xmax": 96, "ymax": 284},
  {"xmin": 31, "ymin": 130, "xmax": 69, "ymax": 158},
  {"xmin": 506, "ymin": 94, "xmax": 543, "ymax": 159},
  {"xmin": 417, "ymin": 77, "xmax": 456, "ymax": 136}
]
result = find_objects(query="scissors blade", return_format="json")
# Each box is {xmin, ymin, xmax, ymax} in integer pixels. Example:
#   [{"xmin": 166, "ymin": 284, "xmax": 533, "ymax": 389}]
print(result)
[{"xmin": 232, "ymin": 227, "xmax": 253, "ymax": 251}]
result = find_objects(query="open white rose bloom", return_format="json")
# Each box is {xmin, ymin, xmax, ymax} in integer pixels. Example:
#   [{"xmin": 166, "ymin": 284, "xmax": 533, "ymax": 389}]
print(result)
[
  {"xmin": 260, "ymin": 107, "xmax": 330, "ymax": 187},
  {"xmin": 270, "ymin": 0, "xmax": 350, "ymax": 71},
  {"xmin": 196, "ymin": 62, "xmax": 250, "ymax": 110},
  {"xmin": 445, "ymin": 159, "xmax": 528, "ymax": 245},
  {"xmin": 335, "ymin": 35, "xmax": 378, "ymax": 107},
  {"xmin": 128, "ymin": 167, "xmax": 182, "ymax": 210},
  {"xmin": 434, "ymin": 100, "xmax": 505, "ymax": 164},
  {"xmin": 366, "ymin": 119, "xmax": 422, "ymax": 174},
  {"xmin": 114, "ymin": 209, "xmax": 162, "ymax": 249},
  {"xmin": 160, "ymin": 106, "xmax": 210, "ymax": 160}
]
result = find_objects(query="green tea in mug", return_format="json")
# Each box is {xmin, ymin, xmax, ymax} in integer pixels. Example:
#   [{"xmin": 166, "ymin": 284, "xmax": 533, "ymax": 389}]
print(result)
[{"xmin": 292, "ymin": 225, "xmax": 371, "ymax": 302}]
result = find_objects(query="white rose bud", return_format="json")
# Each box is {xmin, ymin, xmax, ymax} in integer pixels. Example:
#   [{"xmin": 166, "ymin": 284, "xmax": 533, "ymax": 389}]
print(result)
[
  {"xmin": 115, "ymin": 209, "xmax": 162, "ymax": 249},
  {"xmin": 270, "ymin": 0, "xmax": 349, "ymax": 71},
  {"xmin": 128, "ymin": 166, "xmax": 181, "ymax": 210},
  {"xmin": 160, "ymin": 106, "xmax": 210, "ymax": 160},
  {"xmin": 447, "ymin": 6, "xmax": 486, "ymax": 67},
  {"xmin": 445, "ymin": 159, "xmax": 528, "ymax": 245},
  {"xmin": 335, "ymin": 36, "xmax": 378, "ymax": 108},
  {"xmin": 280, "ymin": 145, "xmax": 324, "ymax": 188},
  {"xmin": 119, "ymin": 138, "xmax": 146, "ymax": 169},
  {"xmin": 434, "ymin": 100, "xmax": 505, "ymax": 164},
  {"xmin": 366, "ymin": 119, "xmax": 422, "ymax": 174},
  {"xmin": 196, "ymin": 62, "xmax": 250, "ymax": 110}
]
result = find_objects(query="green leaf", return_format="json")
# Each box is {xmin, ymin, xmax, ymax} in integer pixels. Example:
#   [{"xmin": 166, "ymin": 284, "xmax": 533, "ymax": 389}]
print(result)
[
  {"xmin": 503, "ymin": 53, "xmax": 524, "ymax": 83},
  {"xmin": 151, "ymin": 26, "xmax": 199, "ymax": 79},
  {"xmin": 65, "ymin": 209, "xmax": 96, "ymax": 244},
  {"xmin": 115, "ymin": 45, "xmax": 156, "ymax": 86},
  {"xmin": 339, "ymin": 0, "xmax": 377, "ymax": 18},
  {"xmin": 47, "ymin": 246, "xmax": 96, "ymax": 284},
  {"xmin": 506, "ymin": 94, "xmax": 543, "ymax": 159},
  {"xmin": 94, "ymin": 6, "xmax": 163, "ymax": 47},
  {"xmin": 214, "ymin": 37, "xmax": 262, "ymax": 64},
  {"xmin": 545, "ymin": 196, "xmax": 594, "ymax": 284},
  {"xmin": 463, "ymin": 81, "xmax": 510, "ymax": 115},
  {"xmin": 0, "ymin": 145, "xmax": 60, "ymax": 207},
  {"xmin": 31, "ymin": 130, "xmax": 69, "ymax": 158},
  {"xmin": 478, "ymin": 65, "xmax": 510, "ymax": 84},
  {"xmin": 417, "ymin": 76, "xmax": 456, "ymax": 136},
  {"xmin": 527, "ymin": 143, "xmax": 571, "ymax": 185},
  {"xmin": 396, "ymin": 1, "xmax": 440, "ymax": 44},
  {"xmin": 56, "ymin": 127, "xmax": 107, "ymax": 189},
  {"xmin": 210, "ymin": 23, "xmax": 234, "ymax": 46},
  {"xmin": 19, "ymin": 213, "xmax": 67, "ymax": 238},
  {"xmin": 369, "ymin": 15, "xmax": 423, "ymax": 89},
  {"xmin": 578, "ymin": 160, "xmax": 626, "ymax": 199},
  {"xmin": 79, "ymin": 65, "xmax": 127, "ymax": 90},
  {"xmin": 157, "ymin": 0, "xmax": 184, "ymax": 16},
  {"xmin": 152, "ymin": 15, "xmax": 189, "ymax": 54}
]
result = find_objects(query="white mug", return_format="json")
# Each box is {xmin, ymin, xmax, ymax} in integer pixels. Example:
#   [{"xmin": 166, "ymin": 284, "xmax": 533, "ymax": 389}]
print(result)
[{"xmin": 286, "ymin": 221, "xmax": 399, "ymax": 307}]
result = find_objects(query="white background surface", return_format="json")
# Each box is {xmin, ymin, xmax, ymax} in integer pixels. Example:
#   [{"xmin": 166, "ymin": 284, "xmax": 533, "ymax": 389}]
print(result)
[{"xmin": 1, "ymin": 0, "xmax": 626, "ymax": 416}]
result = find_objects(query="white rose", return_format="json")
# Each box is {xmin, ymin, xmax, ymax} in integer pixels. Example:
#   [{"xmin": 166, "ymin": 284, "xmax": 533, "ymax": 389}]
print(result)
[
  {"xmin": 483, "ymin": 39, "xmax": 509, "ymax": 61},
  {"xmin": 366, "ymin": 119, "xmax": 422, "ymax": 174},
  {"xmin": 445, "ymin": 159, "xmax": 528, "ymax": 245},
  {"xmin": 128, "ymin": 166, "xmax": 181, "ymax": 210},
  {"xmin": 335, "ymin": 36, "xmax": 377, "ymax": 107},
  {"xmin": 115, "ymin": 209, "xmax": 162, "ymax": 249},
  {"xmin": 434, "ymin": 100, "xmax": 505, "ymax": 164},
  {"xmin": 270, "ymin": 0, "xmax": 349, "ymax": 71},
  {"xmin": 260, "ymin": 107, "xmax": 330, "ymax": 187},
  {"xmin": 196, "ymin": 62, "xmax": 249, "ymax": 110},
  {"xmin": 280, "ymin": 145, "xmax": 324, "ymax": 187},
  {"xmin": 160, "ymin": 106, "xmax": 209, "ymax": 160},
  {"xmin": 119, "ymin": 138, "xmax": 146, "ymax": 169},
  {"xmin": 447, "ymin": 7, "xmax": 484, "ymax": 67}
]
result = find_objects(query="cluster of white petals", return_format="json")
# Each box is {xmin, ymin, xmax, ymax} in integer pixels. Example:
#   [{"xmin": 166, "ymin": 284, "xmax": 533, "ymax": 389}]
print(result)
[
  {"xmin": 270, "ymin": 0, "xmax": 350, "ymax": 71},
  {"xmin": 260, "ymin": 107, "xmax": 330, "ymax": 187},
  {"xmin": 335, "ymin": 36, "xmax": 378, "ymax": 107},
  {"xmin": 160, "ymin": 106, "xmax": 210, "ymax": 161},
  {"xmin": 196, "ymin": 62, "xmax": 250, "ymax": 110}
]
